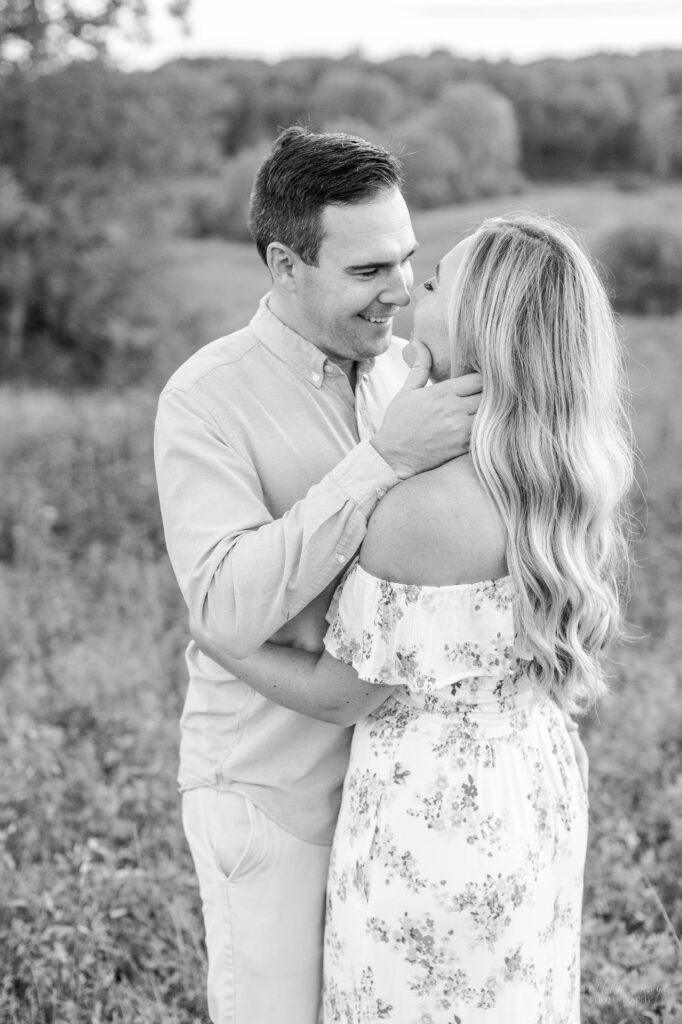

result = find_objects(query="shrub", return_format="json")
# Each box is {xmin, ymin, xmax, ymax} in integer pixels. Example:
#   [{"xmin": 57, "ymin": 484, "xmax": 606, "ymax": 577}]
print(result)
[
  {"xmin": 310, "ymin": 67, "xmax": 404, "ymax": 129},
  {"xmin": 178, "ymin": 144, "xmax": 269, "ymax": 242},
  {"xmin": 428, "ymin": 81, "xmax": 522, "ymax": 199},
  {"xmin": 391, "ymin": 82, "xmax": 523, "ymax": 209},
  {"xmin": 600, "ymin": 225, "xmax": 682, "ymax": 315},
  {"xmin": 0, "ymin": 172, "xmax": 159, "ymax": 385},
  {"xmin": 0, "ymin": 61, "xmax": 222, "ymax": 199},
  {"xmin": 393, "ymin": 122, "xmax": 468, "ymax": 209}
]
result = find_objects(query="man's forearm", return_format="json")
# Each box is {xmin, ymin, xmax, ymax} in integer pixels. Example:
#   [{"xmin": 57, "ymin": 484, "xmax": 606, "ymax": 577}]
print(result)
[
  {"xmin": 189, "ymin": 493, "xmax": 367, "ymax": 659},
  {"xmin": 155, "ymin": 388, "xmax": 398, "ymax": 659}
]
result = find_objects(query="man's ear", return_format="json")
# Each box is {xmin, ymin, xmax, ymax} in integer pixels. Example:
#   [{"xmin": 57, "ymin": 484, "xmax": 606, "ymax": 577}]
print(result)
[{"xmin": 266, "ymin": 242, "xmax": 298, "ymax": 293}]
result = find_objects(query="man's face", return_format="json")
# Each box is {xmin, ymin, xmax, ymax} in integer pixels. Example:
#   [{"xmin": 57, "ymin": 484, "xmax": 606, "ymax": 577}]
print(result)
[{"xmin": 290, "ymin": 189, "xmax": 417, "ymax": 366}]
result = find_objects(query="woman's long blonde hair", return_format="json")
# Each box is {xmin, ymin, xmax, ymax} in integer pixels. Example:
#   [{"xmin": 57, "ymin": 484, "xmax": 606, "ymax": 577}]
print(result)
[{"xmin": 450, "ymin": 213, "xmax": 633, "ymax": 712}]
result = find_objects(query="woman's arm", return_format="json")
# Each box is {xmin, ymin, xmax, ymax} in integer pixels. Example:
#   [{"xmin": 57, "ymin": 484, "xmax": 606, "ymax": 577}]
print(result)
[{"xmin": 189, "ymin": 621, "xmax": 395, "ymax": 726}]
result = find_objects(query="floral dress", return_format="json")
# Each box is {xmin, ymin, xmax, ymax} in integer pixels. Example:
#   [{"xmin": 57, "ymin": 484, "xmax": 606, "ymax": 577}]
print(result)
[{"xmin": 322, "ymin": 562, "xmax": 588, "ymax": 1024}]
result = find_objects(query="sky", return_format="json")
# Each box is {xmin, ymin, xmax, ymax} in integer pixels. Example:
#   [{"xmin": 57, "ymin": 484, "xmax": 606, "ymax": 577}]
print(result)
[{"xmin": 112, "ymin": 0, "xmax": 682, "ymax": 69}]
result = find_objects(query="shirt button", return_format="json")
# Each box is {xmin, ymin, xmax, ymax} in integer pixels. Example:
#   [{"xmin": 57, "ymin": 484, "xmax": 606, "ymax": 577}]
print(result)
[
  {"xmin": 376, "ymin": 488, "xmax": 386, "ymax": 499},
  {"xmin": 335, "ymin": 553, "xmax": 346, "ymax": 564},
  {"xmin": 312, "ymin": 372, "xmax": 322, "ymax": 383}
]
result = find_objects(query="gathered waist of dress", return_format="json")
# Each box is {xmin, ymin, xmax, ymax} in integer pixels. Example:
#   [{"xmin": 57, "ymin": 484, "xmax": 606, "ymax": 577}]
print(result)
[{"xmin": 388, "ymin": 670, "xmax": 549, "ymax": 724}]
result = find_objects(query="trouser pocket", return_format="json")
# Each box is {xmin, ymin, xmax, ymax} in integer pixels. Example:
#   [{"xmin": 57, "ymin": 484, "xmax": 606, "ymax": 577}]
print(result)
[{"xmin": 211, "ymin": 790, "xmax": 255, "ymax": 882}]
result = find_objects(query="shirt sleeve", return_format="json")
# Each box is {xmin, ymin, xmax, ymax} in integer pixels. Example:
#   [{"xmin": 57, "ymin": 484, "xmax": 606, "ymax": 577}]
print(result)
[{"xmin": 154, "ymin": 384, "xmax": 399, "ymax": 659}]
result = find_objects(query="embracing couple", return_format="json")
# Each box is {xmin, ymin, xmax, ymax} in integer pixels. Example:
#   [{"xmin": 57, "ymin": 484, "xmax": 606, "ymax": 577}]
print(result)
[{"xmin": 154, "ymin": 127, "xmax": 632, "ymax": 1024}]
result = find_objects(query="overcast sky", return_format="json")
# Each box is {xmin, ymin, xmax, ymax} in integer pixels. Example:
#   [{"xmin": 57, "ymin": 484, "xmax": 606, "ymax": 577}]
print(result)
[{"xmin": 112, "ymin": 0, "xmax": 682, "ymax": 69}]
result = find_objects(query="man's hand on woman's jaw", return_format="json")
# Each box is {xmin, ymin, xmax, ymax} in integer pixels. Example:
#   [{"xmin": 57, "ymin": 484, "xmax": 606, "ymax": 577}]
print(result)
[
  {"xmin": 371, "ymin": 338, "xmax": 482, "ymax": 480},
  {"xmin": 372, "ymin": 341, "xmax": 587, "ymax": 796}
]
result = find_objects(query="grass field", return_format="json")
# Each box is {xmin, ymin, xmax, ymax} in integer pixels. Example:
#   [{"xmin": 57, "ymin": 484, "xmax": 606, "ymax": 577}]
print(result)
[{"xmin": 2, "ymin": 183, "xmax": 681, "ymax": 1022}]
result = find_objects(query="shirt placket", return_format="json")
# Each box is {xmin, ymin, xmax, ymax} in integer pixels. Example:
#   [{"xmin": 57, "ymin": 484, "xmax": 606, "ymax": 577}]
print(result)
[
  {"xmin": 355, "ymin": 372, "xmax": 388, "ymax": 502},
  {"xmin": 354, "ymin": 371, "xmax": 373, "ymax": 442}
]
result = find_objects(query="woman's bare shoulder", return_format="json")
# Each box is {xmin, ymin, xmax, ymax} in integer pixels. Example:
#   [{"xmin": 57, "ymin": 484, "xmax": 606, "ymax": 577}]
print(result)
[{"xmin": 360, "ymin": 455, "xmax": 508, "ymax": 586}]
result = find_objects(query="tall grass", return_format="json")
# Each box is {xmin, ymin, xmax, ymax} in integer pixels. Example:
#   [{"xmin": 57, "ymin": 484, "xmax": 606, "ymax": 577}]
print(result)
[{"xmin": 0, "ymin": 390, "xmax": 205, "ymax": 1023}]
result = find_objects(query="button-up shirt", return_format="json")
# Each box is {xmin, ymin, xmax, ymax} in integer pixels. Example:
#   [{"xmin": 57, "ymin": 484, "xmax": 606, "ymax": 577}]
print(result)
[{"xmin": 154, "ymin": 295, "xmax": 407, "ymax": 843}]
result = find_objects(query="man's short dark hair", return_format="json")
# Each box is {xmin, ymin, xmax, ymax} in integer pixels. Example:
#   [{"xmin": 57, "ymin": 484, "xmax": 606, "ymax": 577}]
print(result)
[{"xmin": 248, "ymin": 126, "xmax": 404, "ymax": 266}]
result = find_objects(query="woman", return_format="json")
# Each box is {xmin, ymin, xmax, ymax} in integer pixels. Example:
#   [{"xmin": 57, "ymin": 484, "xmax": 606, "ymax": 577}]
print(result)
[{"xmin": 216, "ymin": 213, "xmax": 633, "ymax": 1021}]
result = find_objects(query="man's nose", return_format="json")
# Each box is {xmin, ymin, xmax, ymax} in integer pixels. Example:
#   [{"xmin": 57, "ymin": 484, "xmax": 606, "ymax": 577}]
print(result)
[{"xmin": 379, "ymin": 264, "xmax": 413, "ymax": 307}]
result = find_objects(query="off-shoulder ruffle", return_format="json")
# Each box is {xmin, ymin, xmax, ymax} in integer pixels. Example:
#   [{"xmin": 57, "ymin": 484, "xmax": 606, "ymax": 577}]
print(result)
[{"xmin": 324, "ymin": 560, "xmax": 523, "ymax": 692}]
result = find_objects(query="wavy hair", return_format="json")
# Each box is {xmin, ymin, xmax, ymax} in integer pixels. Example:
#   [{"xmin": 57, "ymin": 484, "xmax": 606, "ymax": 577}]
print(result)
[{"xmin": 449, "ymin": 213, "xmax": 634, "ymax": 712}]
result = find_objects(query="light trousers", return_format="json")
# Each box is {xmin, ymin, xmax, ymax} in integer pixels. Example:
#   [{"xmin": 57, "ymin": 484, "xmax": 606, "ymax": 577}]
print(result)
[{"xmin": 182, "ymin": 788, "xmax": 332, "ymax": 1024}]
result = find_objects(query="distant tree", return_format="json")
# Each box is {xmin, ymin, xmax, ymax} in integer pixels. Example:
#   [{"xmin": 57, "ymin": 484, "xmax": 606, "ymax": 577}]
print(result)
[
  {"xmin": 517, "ymin": 68, "xmax": 634, "ymax": 177},
  {"xmin": 213, "ymin": 143, "xmax": 269, "ymax": 241},
  {"xmin": 180, "ymin": 143, "xmax": 270, "ymax": 242},
  {"xmin": 381, "ymin": 51, "xmax": 475, "ymax": 106},
  {"xmin": 0, "ymin": 0, "xmax": 190, "ymax": 73},
  {"xmin": 0, "ymin": 171, "xmax": 150, "ymax": 382},
  {"xmin": 0, "ymin": 168, "xmax": 46, "ymax": 366},
  {"xmin": 310, "ymin": 67, "xmax": 404, "ymax": 128},
  {"xmin": 637, "ymin": 96, "xmax": 682, "ymax": 176},
  {"xmin": 0, "ymin": 60, "xmax": 221, "ymax": 198},
  {"xmin": 601, "ymin": 224, "xmax": 682, "ymax": 315},
  {"xmin": 425, "ymin": 81, "xmax": 521, "ymax": 199},
  {"xmin": 393, "ymin": 121, "xmax": 466, "ymax": 209},
  {"xmin": 261, "ymin": 58, "xmax": 333, "ymax": 136},
  {"xmin": 217, "ymin": 62, "xmax": 271, "ymax": 153},
  {"xmin": 0, "ymin": 2, "xmax": 194, "ymax": 383}
]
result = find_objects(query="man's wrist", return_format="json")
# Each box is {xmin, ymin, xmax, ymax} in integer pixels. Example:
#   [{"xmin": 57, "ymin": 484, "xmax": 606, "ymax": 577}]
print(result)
[
  {"xmin": 369, "ymin": 437, "xmax": 411, "ymax": 480},
  {"xmin": 330, "ymin": 439, "xmax": 400, "ymax": 515}
]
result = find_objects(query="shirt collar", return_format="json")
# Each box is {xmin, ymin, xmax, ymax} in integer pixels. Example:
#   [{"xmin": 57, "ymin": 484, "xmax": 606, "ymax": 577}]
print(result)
[{"xmin": 250, "ymin": 293, "xmax": 376, "ymax": 389}]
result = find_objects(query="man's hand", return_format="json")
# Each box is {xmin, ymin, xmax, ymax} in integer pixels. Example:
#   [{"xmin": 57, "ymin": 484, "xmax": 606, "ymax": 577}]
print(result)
[{"xmin": 371, "ymin": 340, "xmax": 482, "ymax": 480}]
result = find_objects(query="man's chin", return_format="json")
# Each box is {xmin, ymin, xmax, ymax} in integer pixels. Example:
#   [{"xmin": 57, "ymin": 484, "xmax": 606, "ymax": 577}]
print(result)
[
  {"xmin": 368, "ymin": 332, "xmax": 394, "ymax": 357},
  {"xmin": 350, "ymin": 329, "xmax": 392, "ymax": 359}
]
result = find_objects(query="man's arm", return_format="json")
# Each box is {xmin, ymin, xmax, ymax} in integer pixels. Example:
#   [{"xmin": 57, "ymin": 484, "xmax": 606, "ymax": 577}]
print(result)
[
  {"xmin": 188, "ymin": 628, "xmax": 393, "ymax": 726},
  {"xmin": 155, "ymin": 355, "xmax": 482, "ymax": 661},
  {"xmin": 154, "ymin": 386, "xmax": 396, "ymax": 659}
]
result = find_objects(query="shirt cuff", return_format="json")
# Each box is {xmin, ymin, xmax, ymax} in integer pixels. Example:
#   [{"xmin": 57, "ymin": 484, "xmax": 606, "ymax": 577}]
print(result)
[{"xmin": 329, "ymin": 439, "xmax": 400, "ymax": 518}]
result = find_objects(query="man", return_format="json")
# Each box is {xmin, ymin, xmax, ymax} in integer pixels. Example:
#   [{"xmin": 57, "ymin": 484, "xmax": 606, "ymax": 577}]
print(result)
[{"xmin": 154, "ymin": 126, "xmax": 482, "ymax": 1024}]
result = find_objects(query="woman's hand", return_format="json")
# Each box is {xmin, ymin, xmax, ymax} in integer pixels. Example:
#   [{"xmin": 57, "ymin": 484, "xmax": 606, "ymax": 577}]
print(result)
[{"xmin": 563, "ymin": 713, "xmax": 589, "ymax": 794}]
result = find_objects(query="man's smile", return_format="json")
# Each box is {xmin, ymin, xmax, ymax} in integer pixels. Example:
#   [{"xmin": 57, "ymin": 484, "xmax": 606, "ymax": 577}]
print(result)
[{"xmin": 359, "ymin": 314, "xmax": 392, "ymax": 324}]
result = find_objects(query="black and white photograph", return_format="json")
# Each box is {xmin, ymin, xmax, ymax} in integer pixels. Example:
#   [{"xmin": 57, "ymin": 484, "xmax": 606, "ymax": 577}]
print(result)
[{"xmin": 1, "ymin": 2, "xmax": 681, "ymax": 1022}]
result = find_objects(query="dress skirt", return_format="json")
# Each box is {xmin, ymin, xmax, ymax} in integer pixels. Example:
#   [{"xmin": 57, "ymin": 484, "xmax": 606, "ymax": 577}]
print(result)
[{"xmin": 321, "ymin": 564, "xmax": 588, "ymax": 1024}]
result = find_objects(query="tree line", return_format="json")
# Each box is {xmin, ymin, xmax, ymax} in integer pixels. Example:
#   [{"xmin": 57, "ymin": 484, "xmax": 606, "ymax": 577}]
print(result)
[
  {"xmin": 2, "ymin": 49, "xmax": 681, "ymax": 205},
  {"xmin": 1, "ymin": 34, "xmax": 681, "ymax": 382}
]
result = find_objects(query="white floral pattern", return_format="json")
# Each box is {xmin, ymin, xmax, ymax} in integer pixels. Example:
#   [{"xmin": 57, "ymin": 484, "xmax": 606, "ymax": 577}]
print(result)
[{"xmin": 322, "ymin": 562, "xmax": 588, "ymax": 1024}]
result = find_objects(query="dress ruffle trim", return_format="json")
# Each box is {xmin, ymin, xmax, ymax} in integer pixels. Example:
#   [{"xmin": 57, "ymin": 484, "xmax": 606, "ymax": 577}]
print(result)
[{"xmin": 324, "ymin": 561, "xmax": 523, "ymax": 692}]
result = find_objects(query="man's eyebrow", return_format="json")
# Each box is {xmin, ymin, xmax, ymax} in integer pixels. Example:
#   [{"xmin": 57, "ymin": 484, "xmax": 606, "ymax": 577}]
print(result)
[{"xmin": 346, "ymin": 245, "xmax": 419, "ymax": 272}]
